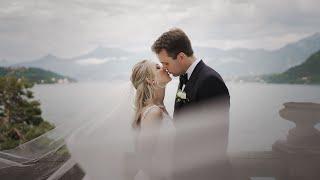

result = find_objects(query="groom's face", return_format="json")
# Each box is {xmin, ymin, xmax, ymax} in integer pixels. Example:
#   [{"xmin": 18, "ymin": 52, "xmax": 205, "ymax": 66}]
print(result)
[{"xmin": 157, "ymin": 49, "xmax": 184, "ymax": 77}]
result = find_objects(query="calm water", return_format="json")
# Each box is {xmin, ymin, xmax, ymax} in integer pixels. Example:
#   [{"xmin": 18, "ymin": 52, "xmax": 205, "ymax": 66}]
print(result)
[{"xmin": 32, "ymin": 81, "xmax": 320, "ymax": 152}]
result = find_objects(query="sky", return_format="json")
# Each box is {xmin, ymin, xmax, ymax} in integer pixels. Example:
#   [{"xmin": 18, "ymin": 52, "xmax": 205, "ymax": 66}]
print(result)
[{"xmin": 0, "ymin": 0, "xmax": 320, "ymax": 62}]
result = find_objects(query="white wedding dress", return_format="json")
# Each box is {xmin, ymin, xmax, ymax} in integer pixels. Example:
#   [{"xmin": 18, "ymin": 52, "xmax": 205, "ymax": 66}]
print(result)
[
  {"xmin": 134, "ymin": 105, "xmax": 176, "ymax": 180},
  {"xmin": 65, "ymin": 101, "xmax": 175, "ymax": 180},
  {"xmin": 46, "ymin": 81, "xmax": 231, "ymax": 180}
]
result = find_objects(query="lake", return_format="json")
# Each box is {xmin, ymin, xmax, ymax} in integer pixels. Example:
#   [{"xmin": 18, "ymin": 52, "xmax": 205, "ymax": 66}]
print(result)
[{"xmin": 32, "ymin": 81, "xmax": 320, "ymax": 153}]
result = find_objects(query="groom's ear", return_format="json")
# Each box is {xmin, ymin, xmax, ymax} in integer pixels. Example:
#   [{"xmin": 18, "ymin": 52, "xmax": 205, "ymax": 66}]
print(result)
[{"xmin": 177, "ymin": 52, "xmax": 185, "ymax": 63}]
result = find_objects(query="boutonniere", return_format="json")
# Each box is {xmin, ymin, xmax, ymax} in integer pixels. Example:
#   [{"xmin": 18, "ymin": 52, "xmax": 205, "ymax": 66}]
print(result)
[{"xmin": 176, "ymin": 89, "xmax": 189, "ymax": 103}]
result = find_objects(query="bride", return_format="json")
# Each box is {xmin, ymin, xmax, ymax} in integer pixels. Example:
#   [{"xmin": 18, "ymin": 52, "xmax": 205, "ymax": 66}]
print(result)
[
  {"xmin": 130, "ymin": 60, "xmax": 175, "ymax": 180},
  {"xmin": 130, "ymin": 59, "xmax": 172, "ymax": 129},
  {"xmin": 64, "ymin": 59, "xmax": 175, "ymax": 180}
]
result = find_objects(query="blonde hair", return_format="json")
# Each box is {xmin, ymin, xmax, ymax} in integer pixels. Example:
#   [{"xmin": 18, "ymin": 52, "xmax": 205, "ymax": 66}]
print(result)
[{"xmin": 130, "ymin": 60, "xmax": 156, "ymax": 128}]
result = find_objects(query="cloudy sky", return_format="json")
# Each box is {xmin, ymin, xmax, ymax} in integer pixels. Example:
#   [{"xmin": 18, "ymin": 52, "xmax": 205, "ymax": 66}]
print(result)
[{"xmin": 0, "ymin": 0, "xmax": 320, "ymax": 62}]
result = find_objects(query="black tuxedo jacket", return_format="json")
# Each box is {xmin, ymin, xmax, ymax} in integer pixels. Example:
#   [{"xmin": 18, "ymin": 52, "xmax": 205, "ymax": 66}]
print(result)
[
  {"xmin": 172, "ymin": 60, "xmax": 233, "ymax": 180},
  {"xmin": 174, "ymin": 60, "xmax": 230, "ymax": 117}
]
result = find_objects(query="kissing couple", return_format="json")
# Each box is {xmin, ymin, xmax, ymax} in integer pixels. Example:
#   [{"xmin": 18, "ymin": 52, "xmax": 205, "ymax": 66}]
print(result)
[{"xmin": 66, "ymin": 28, "xmax": 232, "ymax": 180}]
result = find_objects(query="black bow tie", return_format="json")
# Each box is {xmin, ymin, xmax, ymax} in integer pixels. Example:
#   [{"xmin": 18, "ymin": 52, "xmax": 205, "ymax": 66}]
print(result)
[{"xmin": 179, "ymin": 73, "xmax": 188, "ymax": 87}]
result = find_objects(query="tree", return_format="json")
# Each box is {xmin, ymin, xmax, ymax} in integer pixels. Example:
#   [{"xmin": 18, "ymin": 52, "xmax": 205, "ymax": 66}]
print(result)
[
  {"xmin": 0, "ymin": 76, "xmax": 55, "ymax": 150},
  {"xmin": 0, "ymin": 76, "xmax": 44, "ymax": 125}
]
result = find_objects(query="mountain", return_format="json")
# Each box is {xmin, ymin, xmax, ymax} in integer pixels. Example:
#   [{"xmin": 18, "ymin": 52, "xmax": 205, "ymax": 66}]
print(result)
[
  {"xmin": 71, "ymin": 46, "xmax": 133, "ymax": 60},
  {"xmin": 0, "ymin": 66, "xmax": 76, "ymax": 84},
  {"xmin": 197, "ymin": 32, "xmax": 320, "ymax": 77},
  {"xmin": 11, "ymin": 32, "xmax": 320, "ymax": 81},
  {"xmin": 263, "ymin": 50, "xmax": 320, "ymax": 84},
  {"xmin": 14, "ymin": 47, "xmax": 142, "ymax": 81},
  {"xmin": 16, "ymin": 54, "xmax": 77, "ymax": 77}
]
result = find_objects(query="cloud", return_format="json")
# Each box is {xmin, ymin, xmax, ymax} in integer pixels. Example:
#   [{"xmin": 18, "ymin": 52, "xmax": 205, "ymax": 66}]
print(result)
[
  {"xmin": 76, "ymin": 58, "xmax": 109, "ymax": 65},
  {"xmin": 75, "ymin": 56, "xmax": 128, "ymax": 66},
  {"xmin": 0, "ymin": 0, "xmax": 319, "ymax": 61}
]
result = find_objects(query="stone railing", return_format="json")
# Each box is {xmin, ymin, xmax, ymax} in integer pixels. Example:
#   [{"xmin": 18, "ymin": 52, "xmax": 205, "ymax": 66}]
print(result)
[{"xmin": 230, "ymin": 102, "xmax": 320, "ymax": 180}]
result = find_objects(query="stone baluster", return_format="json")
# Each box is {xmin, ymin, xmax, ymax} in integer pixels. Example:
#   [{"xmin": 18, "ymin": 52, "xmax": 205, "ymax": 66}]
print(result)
[{"xmin": 273, "ymin": 102, "xmax": 320, "ymax": 180}]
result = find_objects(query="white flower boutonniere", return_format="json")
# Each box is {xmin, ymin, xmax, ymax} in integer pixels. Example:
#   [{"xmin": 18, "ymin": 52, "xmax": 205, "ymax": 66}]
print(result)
[{"xmin": 176, "ymin": 89, "xmax": 189, "ymax": 103}]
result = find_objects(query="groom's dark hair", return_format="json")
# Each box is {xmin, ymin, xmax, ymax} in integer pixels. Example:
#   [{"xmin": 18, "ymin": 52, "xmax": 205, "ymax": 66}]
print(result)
[{"xmin": 151, "ymin": 28, "xmax": 194, "ymax": 59}]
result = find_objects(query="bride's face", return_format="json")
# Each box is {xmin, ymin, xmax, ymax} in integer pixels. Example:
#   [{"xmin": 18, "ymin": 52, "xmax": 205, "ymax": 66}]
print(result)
[{"xmin": 152, "ymin": 62, "xmax": 172, "ymax": 86}]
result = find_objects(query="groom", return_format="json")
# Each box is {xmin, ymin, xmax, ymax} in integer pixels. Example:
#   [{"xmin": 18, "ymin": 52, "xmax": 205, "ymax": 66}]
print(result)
[{"xmin": 152, "ymin": 28, "xmax": 232, "ymax": 180}]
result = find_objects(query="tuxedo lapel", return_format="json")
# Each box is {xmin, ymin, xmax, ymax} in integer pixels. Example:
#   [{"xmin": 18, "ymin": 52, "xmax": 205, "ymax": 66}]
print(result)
[
  {"xmin": 174, "ymin": 60, "xmax": 205, "ymax": 117},
  {"xmin": 184, "ymin": 60, "xmax": 205, "ymax": 94},
  {"xmin": 188, "ymin": 60, "xmax": 205, "ymax": 83}
]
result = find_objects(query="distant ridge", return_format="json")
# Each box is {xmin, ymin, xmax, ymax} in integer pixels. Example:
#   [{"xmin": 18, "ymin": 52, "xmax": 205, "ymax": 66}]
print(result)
[
  {"xmin": 264, "ymin": 50, "xmax": 320, "ymax": 84},
  {"xmin": 0, "ymin": 66, "xmax": 76, "ymax": 84},
  {"xmin": 9, "ymin": 32, "xmax": 320, "ymax": 81}
]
